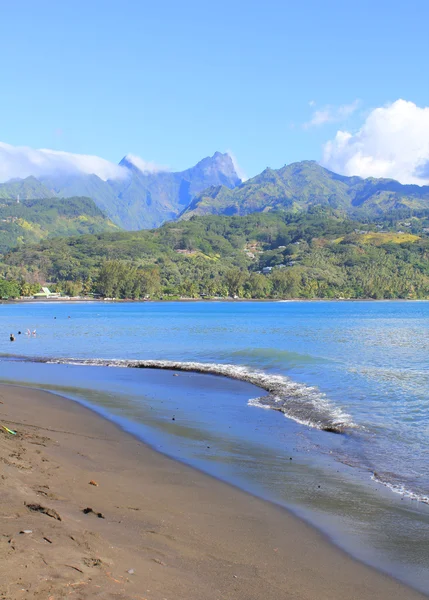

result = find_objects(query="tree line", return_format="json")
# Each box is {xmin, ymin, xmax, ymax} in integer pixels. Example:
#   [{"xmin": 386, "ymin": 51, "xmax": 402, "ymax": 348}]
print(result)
[{"xmin": 1, "ymin": 209, "xmax": 429, "ymax": 300}]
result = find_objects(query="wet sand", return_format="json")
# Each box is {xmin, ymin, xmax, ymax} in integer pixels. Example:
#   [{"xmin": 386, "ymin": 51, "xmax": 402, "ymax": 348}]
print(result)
[{"xmin": 0, "ymin": 383, "xmax": 426, "ymax": 600}]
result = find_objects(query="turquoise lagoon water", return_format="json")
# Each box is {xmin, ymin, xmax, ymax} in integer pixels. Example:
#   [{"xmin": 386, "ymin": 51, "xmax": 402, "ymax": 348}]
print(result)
[{"xmin": 0, "ymin": 300, "xmax": 428, "ymax": 593}]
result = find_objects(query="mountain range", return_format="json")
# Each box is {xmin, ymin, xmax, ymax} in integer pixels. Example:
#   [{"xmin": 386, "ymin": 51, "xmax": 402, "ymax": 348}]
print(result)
[
  {"xmin": 181, "ymin": 161, "xmax": 429, "ymax": 220},
  {"xmin": 1, "ymin": 156, "xmax": 429, "ymax": 233},
  {"xmin": 0, "ymin": 152, "xmax": 241, "ymax": 230}
]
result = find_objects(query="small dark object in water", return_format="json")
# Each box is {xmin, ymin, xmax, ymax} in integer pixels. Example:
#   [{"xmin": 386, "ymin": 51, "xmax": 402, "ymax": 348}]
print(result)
[
  {"xmin": 172, "ymin": 417, "xmax": 175, "ymax": 421},
  {"xmin": 26, "ymin": 503, "xmax": 61, "ymax": 521},
  {"xmin": 9, "ymin": 334, "xmax": 15, "ymax": 342},
  {"xmin": 289, "ymin": 457, "xmax": 292, "ymax": 460},
  {"xmin": 82, "ymin": 507, "xmax": 105, "ymax": 519},
  {"xmin": 18, "ymin": 331, "xmax": 21, "ymax": 335}
]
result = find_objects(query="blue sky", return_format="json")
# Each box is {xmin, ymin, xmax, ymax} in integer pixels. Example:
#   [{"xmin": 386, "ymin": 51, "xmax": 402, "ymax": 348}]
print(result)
[{"xmin": 0, "ymin": 0, "xmax": 428, "ymax": 182}]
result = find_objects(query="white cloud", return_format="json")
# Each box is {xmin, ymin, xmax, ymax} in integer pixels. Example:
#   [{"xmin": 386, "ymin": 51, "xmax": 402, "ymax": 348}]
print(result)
[
  {"xmin": 321, "ymin": 99, "xmax": 429, "ymax": 186},
  {"xmin": 304, "ymin": 100, "xmax": 360, "ymax": 129},
  {"xmin": 226, "ymin": 150, "xmax": 247, "ymax": 182},
  {"xmin": 0, "ymin": 142, "xmax": 163, "ymax": 183},
  {"xmin": 124, "ymin": 154, "xmax": 167, "ymax": 174}
]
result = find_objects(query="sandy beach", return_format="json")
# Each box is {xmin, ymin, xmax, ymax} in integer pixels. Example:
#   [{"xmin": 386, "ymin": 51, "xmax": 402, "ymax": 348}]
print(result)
[{"xmin": 0, "ymin": 383, "xmax": 426, "ymax": 600}]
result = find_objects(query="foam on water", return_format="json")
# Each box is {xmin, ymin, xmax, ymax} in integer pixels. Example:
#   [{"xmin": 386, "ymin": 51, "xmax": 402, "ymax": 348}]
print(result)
[
  {"xmin": 371, "ymin": 473, "xmax": 429, "ymax": 505},
  {"xmin": 41, "ymin": 356, "xmax": 355, "ymax": 433}
]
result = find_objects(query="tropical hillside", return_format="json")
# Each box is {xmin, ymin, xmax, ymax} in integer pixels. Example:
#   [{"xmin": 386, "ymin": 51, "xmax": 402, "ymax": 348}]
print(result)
[
  {"xmin": 0, "ymin": 196, "xmax": 117, "ymax": 253},
  {"xmin": 181, "ymin": 161, "xmax": 429, "ymax": 220},
  {"xmin": 0, "ymin": 176, "xmax": 53, "ymax": 200},
  {"xmin": 1, "ymin": 209, "xmax": 428, "ymax": 300}
]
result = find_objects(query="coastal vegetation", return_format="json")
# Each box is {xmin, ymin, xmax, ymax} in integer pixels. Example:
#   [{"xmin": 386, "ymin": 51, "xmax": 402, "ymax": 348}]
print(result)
[{"xmin": 1, "ymin": 209, "xmax": 428, "ymax": 300}]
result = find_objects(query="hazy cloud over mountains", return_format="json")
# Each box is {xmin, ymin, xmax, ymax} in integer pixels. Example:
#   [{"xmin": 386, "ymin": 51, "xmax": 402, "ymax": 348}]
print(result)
[
  {"xmin": 226, "ymin": 150, "xmax": 248, "ymax": 182},
  {"xmin": 122, "ymin": 154, "xmax": 168, "ymax": 174},
  {"xmin": 1, "ymin": 100, "xmax": 428, "ymax": 188},
  {"xmin": 321, "ymin": 100, "xmax": 429, "ymax": 186},
  {"xmin": 0, "ymin": 142, "xmax": 164, "ymax": 183}
]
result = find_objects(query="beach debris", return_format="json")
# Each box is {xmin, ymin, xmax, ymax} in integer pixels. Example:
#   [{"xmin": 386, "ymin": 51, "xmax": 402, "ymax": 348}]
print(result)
[
  {"xmin": 1, "ymin": 425, "xmax": 17, "ymax": 435},
  {"xmin": 151, "ymin": 558, "xmax": 166, "ymax": 566},
  {"xmin": 89, "ymin": 480, "xmax": 99, "ymax": 486},
  {"xmin": 127, "ymin": 569, "xmax": 135, "ymax": 575},
  {"xmin": 19, "ymin": 530, "xmax": 32, "ymax": 535},
  {"xmin": 82, "ymin": 507, "xmax": 105, "ymax": 519},
  {"xmin": 65, "ymin": 565, "xmax": 84, "ymax": 574},
  {"xmin": 43, "ymin": 536, "xmax": 53, "ymax": 544},
  {"xmin": 25, "ymin": 503, "xmax": 62, "ymax": 521}
]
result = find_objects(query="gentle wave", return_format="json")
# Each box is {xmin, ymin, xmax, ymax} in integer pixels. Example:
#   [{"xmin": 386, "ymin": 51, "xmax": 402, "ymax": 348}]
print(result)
[
  {"xmin": 371, "ymin": 473, "xmax": 429, "ymax": 505},
  {"xmin": 41, "ymin": 356, "xmax": 355, "ymax": 433},
  {"xmin": 223, "ymin": 347, "xmax": 331, "ymax": 367},
  {"xmin": 4, "ymin": 353, "xmax": 429, "ymax": 506}
]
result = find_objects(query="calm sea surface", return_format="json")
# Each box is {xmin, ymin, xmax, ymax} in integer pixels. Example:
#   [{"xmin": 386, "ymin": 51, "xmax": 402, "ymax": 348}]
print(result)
[{"xmin": 0, "ymin": 300, "xmax": 428, "ymax": 593}]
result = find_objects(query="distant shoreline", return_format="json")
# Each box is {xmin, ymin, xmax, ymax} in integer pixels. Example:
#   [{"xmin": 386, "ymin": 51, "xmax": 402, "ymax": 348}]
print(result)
[{"xmin": 2, "ymin": 297, "xmax": 428, "ymax": 304}]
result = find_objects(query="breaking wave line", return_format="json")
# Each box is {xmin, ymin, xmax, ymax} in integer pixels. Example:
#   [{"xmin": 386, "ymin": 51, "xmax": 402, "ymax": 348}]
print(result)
[
  {"xmin": 42, "ymin": 357, "xmax": 356, "ymax": 433},
  {"xmin": 371, "ymin": 473, "xmax": 429, "ymax": 505}
]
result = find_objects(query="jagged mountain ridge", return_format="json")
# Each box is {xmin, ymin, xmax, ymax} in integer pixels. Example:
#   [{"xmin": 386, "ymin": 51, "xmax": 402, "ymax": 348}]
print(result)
[
  {"xmin": 3, "ymin": 157, "xmax": 429, "ymax": 232},
  {"xmin": 0, "ymin": 152, "xmax": 241, "ymax": 230},
  {"xmin": 180, "ymin": 160, "xmax": 429, "ymax": 219},
  {"xmin": 41, "ymin": 151, "xmax": 241, "ymax": 229}
]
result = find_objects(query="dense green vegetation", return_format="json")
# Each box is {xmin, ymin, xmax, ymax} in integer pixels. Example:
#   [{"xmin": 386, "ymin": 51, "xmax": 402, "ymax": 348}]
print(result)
[
  {"xmin": 182, "ymin": 161, "xmax": 429, "ymax": 220},
  {"xmin": 0, "ymin": 196, "xmax": 118, "ymax": 253},
  {"xmin": 2, "ymin": 209, "xmax": 428, "ymax": 300},
  {"xmin": 0, "ymin": 279, "xmax": 40, "ymax": 299}
]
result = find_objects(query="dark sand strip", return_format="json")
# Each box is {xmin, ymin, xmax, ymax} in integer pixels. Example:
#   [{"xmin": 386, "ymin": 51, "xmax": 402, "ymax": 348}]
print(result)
[{"xmin": 0, "ymin": 384, "xmax": 426, "ymax": 600}]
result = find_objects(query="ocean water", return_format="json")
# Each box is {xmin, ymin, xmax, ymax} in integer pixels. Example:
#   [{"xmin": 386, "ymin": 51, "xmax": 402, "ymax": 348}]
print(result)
[{"xmin": 0, "ymin": 300, "xmax": 429, "ymax": 593}]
